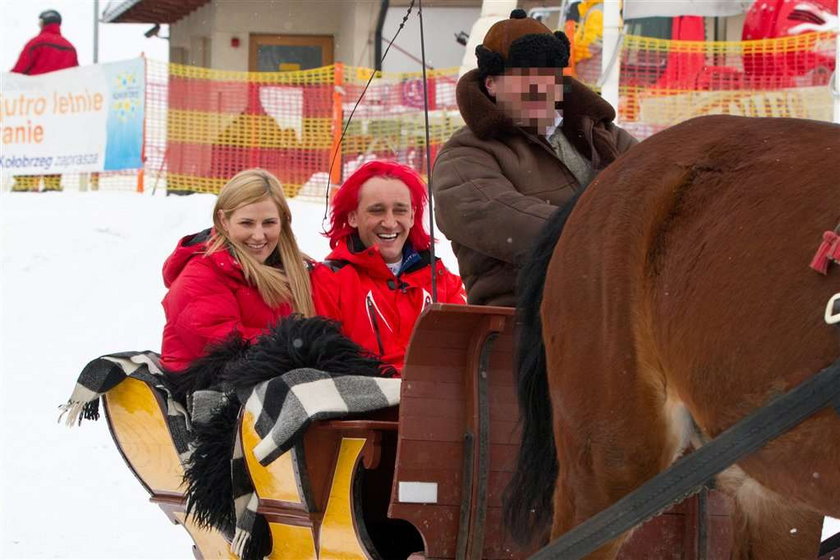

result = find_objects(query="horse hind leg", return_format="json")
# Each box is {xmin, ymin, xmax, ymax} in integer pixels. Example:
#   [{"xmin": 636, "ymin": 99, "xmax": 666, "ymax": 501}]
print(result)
[
  {"xmin": 717, "ymin": 466, "xmax": 823, "ymax": 560},
  {"xmin": 543, "ymin": 322, "xmax": 693, "ymax": 558},
  {"xmin": 716, "ymin": 409, "xmax": 840, "ymax": 559}
]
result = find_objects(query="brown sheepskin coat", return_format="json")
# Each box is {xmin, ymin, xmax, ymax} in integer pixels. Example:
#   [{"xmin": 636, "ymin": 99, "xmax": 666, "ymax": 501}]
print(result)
[{"xmin": 432, "ymin": 70, "xmax": 637, "ymax": 306}]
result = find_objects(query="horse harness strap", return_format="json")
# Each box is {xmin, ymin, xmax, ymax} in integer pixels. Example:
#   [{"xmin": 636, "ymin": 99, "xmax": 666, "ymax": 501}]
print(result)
[
  {"xmin": 810, "ymin": 227, "xmax": 840, "ymax": 275},
  {"xmin": 530, "ymin": 356, "xmax": 840, "ymax": 560},
  {"xmin": 808, "ymin": 226, "xmax": 840, "ymax": 325},
  {"xmin": 826, "ymin": 293, "xmax": 840, "ymax": 325}
]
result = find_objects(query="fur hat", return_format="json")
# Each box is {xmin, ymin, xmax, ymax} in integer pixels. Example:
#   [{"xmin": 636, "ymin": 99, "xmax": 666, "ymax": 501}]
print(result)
[{"xmin": 476, "ymin": 9, "xmax": 570, "ymax": 78}]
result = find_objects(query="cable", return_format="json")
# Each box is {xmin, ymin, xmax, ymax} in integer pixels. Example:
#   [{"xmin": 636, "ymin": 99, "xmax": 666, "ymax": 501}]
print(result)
[
  {"xmin": 322, "ymin": 0, "xmax": 417, "ymax": 226},
  {"xmin": 417, "ymin": 0, "xmax": 438, "ymax": 302}
]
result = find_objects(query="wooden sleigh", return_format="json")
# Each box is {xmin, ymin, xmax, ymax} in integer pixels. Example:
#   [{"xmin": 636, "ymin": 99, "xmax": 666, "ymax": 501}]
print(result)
[{"xmin": 105, "ymin": 304, "xmax": 826, "ymax": 559}]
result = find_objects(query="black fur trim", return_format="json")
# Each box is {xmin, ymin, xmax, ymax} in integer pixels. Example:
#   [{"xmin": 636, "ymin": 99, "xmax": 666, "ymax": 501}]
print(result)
[
  {"xmin": 242, "ymin": 517, "xmax": 272, "ymax": 560},
  {"xmin": 164, "ymin": 334, "xmax": 252, "ymax": 403},
  {"xmin": 507, "ymin": 32, "xmax": 569, "ymax": 70},
  {"xmin": 554, "ymin": 30, "xmax": 571, "ymax": 53},
  {"xmin": 227, "ymin": 315, "xmax": 393, "ymax": 401},
  {"xmin": 183, "ymin": 395, "xmax": 240, "ymax": 536},
  {"xmin": 180, "ymin": 389, "xmax": 272, "ymax": 559},
  {"xmin": 82, "ymin": 399, "xmax": 100, "ymax": 422},
  {"xmin": 510, "ymin": 8, "xmax": 527, "ymax": 19},
  {"xmin": 475, "ymin": 44, "xmax": 505, "ymax": 79},
  {"xmin": 503, "ymin": 188, "xmax": 585, "ymax": 545},
  {"xmin": 182, "ymin": 394, "xmax": 272, "ymax": 560},
  {"xmin": 477, "ymin": 31, "xmax": 569, "ymax": 79}
]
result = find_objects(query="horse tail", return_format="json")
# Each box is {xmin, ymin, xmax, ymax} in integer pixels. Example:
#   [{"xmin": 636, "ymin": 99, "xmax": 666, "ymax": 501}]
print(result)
[{"xmin": 504, "ymin": 190, "xmax": 584, "ymax": 544}]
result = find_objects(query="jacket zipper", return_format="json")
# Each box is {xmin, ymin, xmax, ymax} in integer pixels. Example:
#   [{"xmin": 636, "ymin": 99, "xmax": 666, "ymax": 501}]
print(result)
[{"xmin": 366, "ymin": 294, "xmax": 386, "ymax": 356}]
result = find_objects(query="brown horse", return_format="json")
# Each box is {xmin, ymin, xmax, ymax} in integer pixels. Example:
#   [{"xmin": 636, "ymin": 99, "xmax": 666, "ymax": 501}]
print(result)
[{"xmin": 506, "ymin": 115, "xmax": 840, "ymax": 558}]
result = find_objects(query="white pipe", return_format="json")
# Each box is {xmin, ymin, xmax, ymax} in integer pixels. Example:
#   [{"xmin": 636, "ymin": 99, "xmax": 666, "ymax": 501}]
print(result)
[
  {"xmin": 459, "ymin": 0, "xmax": 517, "ymax": 77},
  {"xmin": 93, "ymin": 0, "xmax": 100, "ymax": 64},
  {"xmin": 601, "ymin": 0, "xmax": 622, "ymax": 121}
]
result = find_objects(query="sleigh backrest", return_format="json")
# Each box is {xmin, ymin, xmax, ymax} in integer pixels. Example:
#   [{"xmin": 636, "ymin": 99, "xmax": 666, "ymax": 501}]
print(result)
[{"xmin": 388, "ymin": 303, "xmax": 530, "ymax": 559}]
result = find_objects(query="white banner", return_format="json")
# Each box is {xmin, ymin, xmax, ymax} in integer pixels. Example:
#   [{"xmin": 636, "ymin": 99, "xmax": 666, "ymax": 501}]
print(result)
[
  {"xmin": 624, "ymin": 0, "xmax": 753, "ymax": 19},
  {"xmin": 0, "ymin": 58, "xmax": 145, "ymax": 175}
]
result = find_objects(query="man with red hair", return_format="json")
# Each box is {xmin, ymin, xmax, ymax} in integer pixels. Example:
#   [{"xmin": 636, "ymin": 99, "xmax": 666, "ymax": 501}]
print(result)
[{"xmin": 312, "ymin": 161, "xmax": 466, "ymax": 373}]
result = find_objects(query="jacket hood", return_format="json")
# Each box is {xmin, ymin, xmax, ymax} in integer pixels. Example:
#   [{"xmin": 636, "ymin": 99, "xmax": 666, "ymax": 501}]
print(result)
[
  {"xmin": 325, "ymin": 236, "xmax": 397, "ymax": 280},
  {"xmin": 162, "ymin": 229, "xmax": 213, "ymax": 287},
  {"xmin": 455, "ymin": 69, "xmax": 618, "ymax": 157}
]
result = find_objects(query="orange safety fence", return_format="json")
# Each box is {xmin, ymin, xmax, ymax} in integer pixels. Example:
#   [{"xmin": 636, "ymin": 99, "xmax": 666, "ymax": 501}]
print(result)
[
  {"xmin": 141, "ymin": 62, "xmax": 462, "ymax": 199},
  {"xmin": 165, "ymin": 63, "xmax": 335, "ymax": 197},
  {"xmin": 614, "ymin": 31, "xmax": 836, "ymax": 139},
  {"xmin": 3, "ymin": 31, "xmax": 835, "ymax": 195},
  {"xmin": 336, "ymin": 66, "xmax": 461, "ymax": 187}
]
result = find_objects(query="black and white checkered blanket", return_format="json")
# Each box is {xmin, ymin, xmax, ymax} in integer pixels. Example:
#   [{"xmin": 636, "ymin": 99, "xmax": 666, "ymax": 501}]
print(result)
[
  {"xmin": 57, "ymin": 351, "xmax": 192, "ymax": 462},
  {"xmin": 230, "ymin": 368, "xmax": 400, "ymax": 554},
  {"xmin": 245, "ymin": 367, "xmax": 401, "ymax": 465},
  {"xmin": 60, "ymin": 331, "xmax": 400, "ymax": 559}
]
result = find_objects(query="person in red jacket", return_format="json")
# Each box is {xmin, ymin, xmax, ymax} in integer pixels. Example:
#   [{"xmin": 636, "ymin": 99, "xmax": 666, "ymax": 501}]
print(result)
[
  {"xmin": 161, "ymin": 168, "xmax": 315, "ymax": 372},
  {"xmin": 11, "ymin": 10, "xmax": 79, "ymax": 193},
  {"xmin": 312, "ymin": 161, "xmax": 467, "ymax": 374}
]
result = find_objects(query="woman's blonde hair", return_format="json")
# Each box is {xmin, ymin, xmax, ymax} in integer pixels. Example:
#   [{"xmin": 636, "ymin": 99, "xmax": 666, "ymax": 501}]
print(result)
[{"xmin": 207, "ymin": 168, "xmax": 315, "ymax": 317}]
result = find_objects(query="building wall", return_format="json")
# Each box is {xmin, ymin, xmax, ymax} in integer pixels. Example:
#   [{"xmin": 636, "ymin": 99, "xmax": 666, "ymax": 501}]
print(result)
[
  {"xmin": 342, "ymin": 1, "xmax": 381, "ymax": 68},
  {"xmin": 211, "ymin": 0, "xmax": 358, "ymax": 71},
  {"xmin": 167, "ymin": 0, "xmax": 483, "ymax": 71},
  {"xmin": 168, "ymin": 0, "xmax": 382, "ymax": 71},
  {"xmin": 381, "ymin": 6, "xmax": 481, "ymax": 73},
  {"xmin": 169, "ymin": 1, "xmax": 215, "ymax": 66}
]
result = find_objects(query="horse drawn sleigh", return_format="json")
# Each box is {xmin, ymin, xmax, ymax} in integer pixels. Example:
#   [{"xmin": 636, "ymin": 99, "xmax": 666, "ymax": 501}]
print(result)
[{"xmin": 75, "ymin": 115, "xmax": 840, "ymax": 559}]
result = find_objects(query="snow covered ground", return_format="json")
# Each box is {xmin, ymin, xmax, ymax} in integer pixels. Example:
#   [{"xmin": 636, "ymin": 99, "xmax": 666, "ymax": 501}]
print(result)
[
  {"xmin": 0, "ymin": 190, "xmax": 457, "ymax": 559},
  {"xmin": 0, "ymin": 191, "xmax": 837, "ymax": 559}
]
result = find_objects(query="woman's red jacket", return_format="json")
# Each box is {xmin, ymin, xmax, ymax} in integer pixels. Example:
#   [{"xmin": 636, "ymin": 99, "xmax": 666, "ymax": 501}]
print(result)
[{"xmin": 160, "ymin": 230, "xmax": 291, "ymax": 372}]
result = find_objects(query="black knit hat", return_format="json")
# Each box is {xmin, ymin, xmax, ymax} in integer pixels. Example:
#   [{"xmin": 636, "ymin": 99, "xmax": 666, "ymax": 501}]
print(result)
[
  {"xmin": 39, "ymin": 10, "xmax": 62, "ymax": 25},
  {"xmin": 476, "ymin": 9, "xmax": 570, "ymax": 78}
]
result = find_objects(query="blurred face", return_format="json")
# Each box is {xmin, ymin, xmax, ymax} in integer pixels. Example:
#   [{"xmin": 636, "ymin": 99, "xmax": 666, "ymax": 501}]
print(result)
[
  {"xmin": 219, "ymin": 197, "xmax": 281, "ymax": 264},
  {"xmin": 348, "ymin": 177, "xmax": 415, "ymax": 264},
  {"xmin": 485, "ymin": 68, "xmax": 564, "ymax": 133}
]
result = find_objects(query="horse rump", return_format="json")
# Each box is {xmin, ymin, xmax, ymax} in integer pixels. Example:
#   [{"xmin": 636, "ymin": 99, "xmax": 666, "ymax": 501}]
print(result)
[{"xmin": 506, "ymin": 115, "xmax": 840, "ymax": 557}]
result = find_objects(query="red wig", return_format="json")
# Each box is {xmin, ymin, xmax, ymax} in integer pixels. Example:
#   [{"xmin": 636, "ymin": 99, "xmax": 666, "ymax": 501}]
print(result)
[{"xmin": 325, "ymin": 161, "xmax": 431, "ymax": 250}]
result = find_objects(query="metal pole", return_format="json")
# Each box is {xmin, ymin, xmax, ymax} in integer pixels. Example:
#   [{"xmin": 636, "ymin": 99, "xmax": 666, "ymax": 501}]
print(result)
[
  {"xmin": 93, "ymin": 0, "xmax": 100, "ymax": 63},
  {"xmin": 374, "ymin": 0, "xmax": 389, "ymax": 71},
  {"xmin": 600, "ymin": 0, "xmax": 621, "ymax": 121}
]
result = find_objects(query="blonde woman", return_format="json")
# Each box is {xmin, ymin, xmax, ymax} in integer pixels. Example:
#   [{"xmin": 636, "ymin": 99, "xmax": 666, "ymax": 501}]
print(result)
[{"xmin": 160, "ymin": 169, "xmax": 314, "ymax": 372}]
